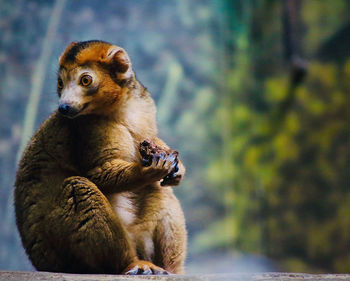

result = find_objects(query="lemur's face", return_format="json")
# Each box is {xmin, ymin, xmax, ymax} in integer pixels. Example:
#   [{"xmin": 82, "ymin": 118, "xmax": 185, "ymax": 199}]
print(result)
[
  {"xmin": 57, "ymin": 65, "xmax": 100, "ymax": 118},
  {"xmin": 57, "ymin": 41, "xmax": 133, "ymax": 118}
]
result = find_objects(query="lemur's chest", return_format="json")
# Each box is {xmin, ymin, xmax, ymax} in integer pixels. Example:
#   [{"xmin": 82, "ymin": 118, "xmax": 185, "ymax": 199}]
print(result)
[{"xmin": 107, "ymin": 192, "xmax": 137, "ymax": 226}]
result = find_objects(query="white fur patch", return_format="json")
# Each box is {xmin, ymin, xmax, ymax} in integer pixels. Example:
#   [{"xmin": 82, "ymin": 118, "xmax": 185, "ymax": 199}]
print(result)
[
  {"xmin": 111, "ymin": 192, "xmax": 136, "ymax": 226},
  {"xmin": 143, "ymin": 232, "xmax": 154, "ymax": 260}
]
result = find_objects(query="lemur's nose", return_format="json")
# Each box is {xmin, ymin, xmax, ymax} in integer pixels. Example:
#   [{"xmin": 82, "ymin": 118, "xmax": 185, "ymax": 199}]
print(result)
[
  {"xmin": 58, "ymin": 103, "xmax": 79, "ymax": 118},
  {"xmin": 58, "ymin": 103, "xmax": 71, "ymax": 114}
]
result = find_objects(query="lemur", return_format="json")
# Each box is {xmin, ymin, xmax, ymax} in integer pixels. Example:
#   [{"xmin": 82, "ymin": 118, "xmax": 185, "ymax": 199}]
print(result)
[{"xmin": 15, "ymin": 40, "xmax": 187, "ymax": 275}]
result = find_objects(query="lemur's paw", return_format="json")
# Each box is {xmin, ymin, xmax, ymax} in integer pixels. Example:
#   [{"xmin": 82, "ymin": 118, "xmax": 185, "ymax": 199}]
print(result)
[
  {"xmin": 139, "ymin": 140, "xmax": 179, "ymax": 183},
  {"xmin": 123, "ymin": 260, "xmax": 169, "ymax": 275}
]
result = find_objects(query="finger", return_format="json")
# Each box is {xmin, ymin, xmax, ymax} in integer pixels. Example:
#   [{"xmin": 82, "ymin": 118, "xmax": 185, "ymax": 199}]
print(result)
[
  {"xmin": 157, "ymin": 153, "xmax": 166, "ymax": 167},
  {"xmin": 163, "ymin": 160, "xmax": 171, "ymax": 170},
  {"xmin": 167, "ymin": 154, "xmax": 176, "ymax": 163},
  {"xmin": 152, "ymin": 154, "xmax": 160, "ymax": 167},
  {"xmin": 170, "ymin": 160, "xmax": 178, "ymax": 170}
]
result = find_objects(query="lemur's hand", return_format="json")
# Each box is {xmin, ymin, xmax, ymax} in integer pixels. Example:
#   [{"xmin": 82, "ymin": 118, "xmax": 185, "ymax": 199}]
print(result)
[
  {"xmin": 141, "ymin": 152, "xmax": 178, "ymax": 182},
  {"xmin": 139, "ymin": 140, "xmax": 179, "ymax": 185},
  {"xmin": 161, "ymin": 159, "xmax": 184, "ymax": 186}
]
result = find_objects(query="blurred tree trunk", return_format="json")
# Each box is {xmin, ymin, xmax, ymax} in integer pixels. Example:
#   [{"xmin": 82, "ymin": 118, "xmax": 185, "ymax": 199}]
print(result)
[
  {"xmin": 276, "ymin": 0, "xmax": 307, "ymax": 121},
  {"xmin": 157, "ymin": 59, "xmax": 183, "ymax": 124}
]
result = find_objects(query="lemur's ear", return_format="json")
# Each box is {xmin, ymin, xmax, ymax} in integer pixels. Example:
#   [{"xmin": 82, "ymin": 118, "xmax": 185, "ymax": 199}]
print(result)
[{"xmin": 106, "ymin": 46, "xmax": 133, "ymax": 79}]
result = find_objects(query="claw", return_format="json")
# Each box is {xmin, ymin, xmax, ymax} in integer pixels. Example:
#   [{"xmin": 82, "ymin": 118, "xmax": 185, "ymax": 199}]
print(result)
[
  {"xmin": 153, "ymin": 269, "xmax": 169, "ymax": 275},
  {"xmin": 125, "ymin": 266, "xmax": 140, "ymax": 275},
  {"xmin": 123, "ymin": 261, "xmax": 168, "ymax": 275},
  {"xmin": 174, "ymin": 162, "xmax": 179, "ymax": 172},
  {"xmin": 143, "ymin": 268, "xmax": 152, "ymax": 275}
]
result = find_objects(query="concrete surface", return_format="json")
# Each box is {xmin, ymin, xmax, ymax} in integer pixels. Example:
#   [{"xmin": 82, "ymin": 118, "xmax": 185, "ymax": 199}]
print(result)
[{"xmin": 1, "ymin": 271, "xmax": 350, "ymax": 281}]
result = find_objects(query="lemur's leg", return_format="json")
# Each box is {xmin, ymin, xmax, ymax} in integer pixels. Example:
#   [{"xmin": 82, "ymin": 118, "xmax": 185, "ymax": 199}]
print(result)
[
  {"xmin": 130, "ymin": 187, "xmax": 187, "ymax": 274},
  {"xmin": 45, "ymin": 176, "xmax": 167, "ymax": 274},
  {"xmin": 153, "ymin": 189, "xmax": 187, "ymax": 274}
]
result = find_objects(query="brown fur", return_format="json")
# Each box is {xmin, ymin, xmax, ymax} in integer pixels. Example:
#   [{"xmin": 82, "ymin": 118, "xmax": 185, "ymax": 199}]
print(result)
[{"xmin": 15, "ymin": 41, "xmax": 187, "ymax": 274}]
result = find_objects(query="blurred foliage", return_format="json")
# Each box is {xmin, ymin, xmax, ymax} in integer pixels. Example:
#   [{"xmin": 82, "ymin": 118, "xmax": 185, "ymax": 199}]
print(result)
[
  {"xmin": 2, "ymin": 0, "xmax": 350, "ymax": 273},
  {"xmin": 195, "ymin": 0, "xmax": 350, "ymax": 273}
]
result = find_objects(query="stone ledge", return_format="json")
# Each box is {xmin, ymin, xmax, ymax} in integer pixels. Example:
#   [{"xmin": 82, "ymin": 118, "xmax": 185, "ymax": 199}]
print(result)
[{"xmin": 1, "ymin": 271, "xmax": 350, "ymax": 281}]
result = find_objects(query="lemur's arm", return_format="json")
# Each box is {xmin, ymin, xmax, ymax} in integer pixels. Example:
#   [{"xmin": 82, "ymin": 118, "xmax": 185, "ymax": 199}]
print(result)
[
  {"xmin": 87, "ymin": 156, "xmax": 176, "ymax": 193},
  {"xmin": 87, "ymin": 137, "xmax": 184, "ymax": 192}
]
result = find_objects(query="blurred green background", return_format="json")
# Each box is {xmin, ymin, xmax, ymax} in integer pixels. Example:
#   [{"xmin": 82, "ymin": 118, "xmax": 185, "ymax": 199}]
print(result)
[{"xmin": 1, "ymin": 0, "xmax": 350, "ymax": 273}]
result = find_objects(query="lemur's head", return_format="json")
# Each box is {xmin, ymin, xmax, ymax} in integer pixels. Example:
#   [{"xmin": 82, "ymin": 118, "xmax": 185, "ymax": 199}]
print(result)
[{"xmin": 57, "ymin": 40, "xmax": 134, "ymax": 118}]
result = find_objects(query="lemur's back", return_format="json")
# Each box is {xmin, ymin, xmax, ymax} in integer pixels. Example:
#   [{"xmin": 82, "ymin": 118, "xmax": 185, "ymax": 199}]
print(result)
[{"xmin": 15, "ymin": 112, "xmax": 79, "ymax": 271}]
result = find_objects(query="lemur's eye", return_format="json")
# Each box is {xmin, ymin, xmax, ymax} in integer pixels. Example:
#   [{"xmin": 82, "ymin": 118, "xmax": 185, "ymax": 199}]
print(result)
[
  {"xmin": 57, "ymin": 78, "xmax": 63, "ymax": 89},
  {"xmin": 80, "ymin": 75, "xmax": 92, "ymax": 86}
]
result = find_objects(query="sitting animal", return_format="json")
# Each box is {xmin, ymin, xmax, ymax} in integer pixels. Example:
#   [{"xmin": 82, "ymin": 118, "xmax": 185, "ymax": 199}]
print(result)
[{"xmin": 15, "ymin": 40, "xmax": 187, "ymax": 275}]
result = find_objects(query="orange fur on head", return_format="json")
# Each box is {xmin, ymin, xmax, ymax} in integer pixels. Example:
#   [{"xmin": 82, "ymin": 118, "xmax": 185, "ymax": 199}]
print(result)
[
  {"xmin": 59, "ymin": 41, "xmax": 112, "ymax": 66},
  {"xmin": 75, "ymin": 44, "xmax": 111, "ymax": 65}
]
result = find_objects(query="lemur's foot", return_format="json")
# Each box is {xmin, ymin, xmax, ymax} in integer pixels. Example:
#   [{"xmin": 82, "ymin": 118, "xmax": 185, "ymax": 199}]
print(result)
[{"xmin": 123, "ymin": 260, "xmax": 169, "ymax": 275}]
